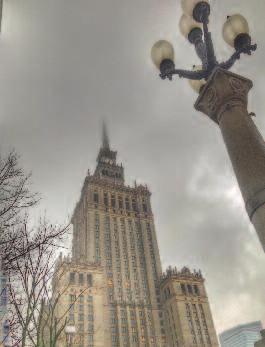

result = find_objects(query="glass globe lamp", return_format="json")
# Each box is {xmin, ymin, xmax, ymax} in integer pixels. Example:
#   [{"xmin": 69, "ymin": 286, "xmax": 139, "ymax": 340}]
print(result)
[
  {"xmin": 223, "ymin": 14, "xmax": 250, "ymax": 50},
  {"xmin": 151, "ymin": 40, "xmax": 174, "ymax": 69},
  {"xmin": 189, "ymin": 65, "xmax": 206, "ymax": 93},
  {"xmin": 179, "ymin": 14, "xmax": 202, "ymax": 40},
  {"xmin": 181, "ymin": 0, "xmax": 210, "ymax": 22}
]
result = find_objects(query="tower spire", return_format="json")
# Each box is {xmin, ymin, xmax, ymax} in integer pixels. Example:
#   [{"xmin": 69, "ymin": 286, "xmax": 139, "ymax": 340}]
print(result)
[{"xmin": 102, "ymin": 121, "xmax": 110, "ymax": 149}]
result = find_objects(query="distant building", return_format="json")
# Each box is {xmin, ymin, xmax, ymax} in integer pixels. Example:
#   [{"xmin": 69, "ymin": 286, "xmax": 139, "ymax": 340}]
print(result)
[
  {"xmin": 160, "ymin": 266, "xmax": 219, "ymax": 347},
  {"xmin": 255, "ymin": 330, "xmax": 265, "ymax": 347},
  {"xmin": 0, "ymin": 269, "xmax": 9, "ymax": 347},
  {"xmin": 219, "ymin": 321, "xmax": 263, "ymax": 347}
]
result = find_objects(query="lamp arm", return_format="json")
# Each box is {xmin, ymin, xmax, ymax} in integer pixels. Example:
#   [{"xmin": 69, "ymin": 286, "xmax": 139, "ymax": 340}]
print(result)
[
  {"xmin": 219, "ymin": 51, "xmax": 241, "ymax": 70},
  {"xmin": 202, "ymin": 21, "xmax": 218, "ymax": 70},
  {"xmin": 194, "ymin": 40, "xmax": 208, "ymax": 70},
  {"xmin": 220, "ymin": 43, "xmax": 258, "ymax": 70},
  {"xmin": 160, "ymin": 69, "xmax": 206, "ymax": 81}
]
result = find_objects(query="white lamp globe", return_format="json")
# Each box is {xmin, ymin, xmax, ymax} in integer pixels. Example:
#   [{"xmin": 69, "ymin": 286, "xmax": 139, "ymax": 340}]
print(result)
[{"xmin": 151, "ymin": 40, "xmax": 175, "ymax": 69}]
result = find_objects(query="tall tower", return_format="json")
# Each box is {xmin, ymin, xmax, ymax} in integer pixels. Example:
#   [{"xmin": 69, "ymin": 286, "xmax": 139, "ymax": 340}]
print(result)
[{"xmin": 70, "ymin": 125, "xmax": 166, "ymax": 347}]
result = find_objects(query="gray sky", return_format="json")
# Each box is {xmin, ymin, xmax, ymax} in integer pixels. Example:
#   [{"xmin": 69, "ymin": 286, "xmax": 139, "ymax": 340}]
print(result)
[{"xmin": 0, "ymin": 0, "xmax": 264, "ymax": 335}]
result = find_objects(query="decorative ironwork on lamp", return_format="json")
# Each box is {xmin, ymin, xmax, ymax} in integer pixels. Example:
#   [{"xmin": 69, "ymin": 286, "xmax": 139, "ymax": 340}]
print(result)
[{"xmin": 151, "ymin": 0, "xmax": 257, "ymax": 91}]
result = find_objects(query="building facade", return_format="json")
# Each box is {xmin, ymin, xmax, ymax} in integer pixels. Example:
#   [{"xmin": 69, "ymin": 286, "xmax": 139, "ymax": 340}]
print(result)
[
  {"xmin": 160, "ymin": 267, "xmax": 219, "ymax": 347},
  {"xmin": 219, "ymin": 321, "xmax": 263, "ymax": 347},
  {"xmin": 50, "ymin": 256, "xmax": 104, "ymax": 347},
  {"xmin": 69, "ymin": 127, "xmax": 166, "ymax": 347},
  {"xmin": 52, "ymin": 126, "xmax": 219, "ymax": 347}
]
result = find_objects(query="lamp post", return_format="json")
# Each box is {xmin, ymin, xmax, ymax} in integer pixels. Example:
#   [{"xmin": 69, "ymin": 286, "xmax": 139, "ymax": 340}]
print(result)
[
  {"xmin": 65, "ymin": 325, "xmax": 76, "ymax": 347},
  {"xmin": 150, "ymin": 0, "xmax": 265, "ymax": 252}
]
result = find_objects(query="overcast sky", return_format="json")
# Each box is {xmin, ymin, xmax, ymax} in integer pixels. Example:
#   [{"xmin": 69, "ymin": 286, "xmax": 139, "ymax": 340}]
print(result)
[{"xmin": 0, "ymin": 0, "xmax": 264, "ymax": 335}]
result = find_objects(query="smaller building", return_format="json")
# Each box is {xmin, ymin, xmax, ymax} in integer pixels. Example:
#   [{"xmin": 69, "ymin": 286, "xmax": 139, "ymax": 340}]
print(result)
[
  {"xmin": 255, "ymin": 330, "xmax": 265, "ymax": 347},
  {"xmin": 44, "ymin": 254, "xmax": 105, "ymax": 347},
  {"xmin": 219, "ymin": 321, "xmax": 263, "ymax": 347},
  {"xmin": 160, "ymin": 266, "xmax": 219, "ymax": 347}
]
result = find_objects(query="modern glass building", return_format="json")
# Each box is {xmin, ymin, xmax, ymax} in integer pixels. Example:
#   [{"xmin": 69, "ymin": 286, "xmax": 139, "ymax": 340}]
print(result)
[{"xmin": 219, "ymin": 321, "xmax": 263, "ymax": 347}]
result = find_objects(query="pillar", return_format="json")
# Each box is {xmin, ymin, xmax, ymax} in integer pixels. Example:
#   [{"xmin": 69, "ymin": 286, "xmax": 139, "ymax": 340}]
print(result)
[{"xmin": 195, "ymin": 67, "xmax": 265, "ymax": 252}]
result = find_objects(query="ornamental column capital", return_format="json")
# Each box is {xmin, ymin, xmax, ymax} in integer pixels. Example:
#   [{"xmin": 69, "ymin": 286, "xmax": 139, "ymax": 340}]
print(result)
[{"xmin": 194, "ymin": 68, "xmax": 253, "ymax": 124}]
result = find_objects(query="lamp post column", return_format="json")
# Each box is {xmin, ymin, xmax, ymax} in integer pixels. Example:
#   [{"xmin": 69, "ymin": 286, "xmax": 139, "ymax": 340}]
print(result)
[{"xmin": 195, "ymin": 67, "xmax": 265, "ymax": 251}]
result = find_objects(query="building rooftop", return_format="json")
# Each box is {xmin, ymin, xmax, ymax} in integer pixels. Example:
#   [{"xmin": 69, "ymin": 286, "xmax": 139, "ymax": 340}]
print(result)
[{"xmin": 160, "ymin": 266, "xmax": 204, "ymax": 284}]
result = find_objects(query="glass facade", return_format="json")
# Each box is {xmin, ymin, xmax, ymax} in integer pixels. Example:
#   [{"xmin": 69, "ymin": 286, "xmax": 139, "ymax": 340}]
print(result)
[{"xmin": 219, "ymin": 321, "xmax": 263, "ymax": 347}]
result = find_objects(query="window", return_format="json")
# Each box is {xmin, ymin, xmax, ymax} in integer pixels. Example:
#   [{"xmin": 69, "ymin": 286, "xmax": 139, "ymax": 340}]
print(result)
[
  {"xmin": 125, "ymin": 197, "xmax": 130, "ymax": 210},
  {"xmin": 111, "ymin": 194, "xmax": 116, "ymax": 208},
  {"xmin": 93, "ymin": 191, "xmax": 99, "ymax": 203},
  {"xmin": 118, "ymin": 196, "xmax": 123, "ymax": 209},
  {"xmin": 79, "ymin": 273, "xmax": 84, "ymax": 285},
  {"xmin": 0, "ymin": 287, "xmax": 7, "ymax": 307},
  {"xmin": 194, "ymin": 284, "xmax": 200, "ymax": 295},
  {"xmin": 88, "ymin": 295, "xmax": 93, "ymax": 302},
  {"xmin": 88, "ymin": 314, "xmax": 94, "ymax": 321},
  {"xmin": 142, "ymin": 200, "xmax": 147, "ymax": 212},
  {"xmin": 87, "ymin": 274, "xmax": 93, "ymax": 287},
  {"xmin": 181, "ymin": 283, "xmax": 186, "ymax": 295},
  {"xmin": 78, "ymin": 323, "xmax": 84, "ymax": 332},
  {"xmin": 132, "ymin": 198, "xmax": 137, "ymax": 212},
  {"xmin": 187, "ymin": 284, "xmax": 193, "ymax": 295},
  {"xmin": 70, "ymin": 272, "xmax": 75, "ymax": 284},
  {"xmin": 104, "ymin": 192, "xmax": 108, "ymax": 206},
  {"xmin": 88, "ymin": 324, "xmax": 94, "ymax": 333}
]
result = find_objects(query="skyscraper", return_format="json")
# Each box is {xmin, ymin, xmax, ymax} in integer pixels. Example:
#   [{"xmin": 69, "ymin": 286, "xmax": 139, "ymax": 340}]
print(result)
[
  {"xmin": 70, "ymin": 124, "xmax": 166, "ymax": 346},
  {"xmin": 52, "ymin": 126, "xmax": 219, "ymax": 347},
  {"xmin": 219, "ymin": 321, "xmax": 263, "ymax": 347}
]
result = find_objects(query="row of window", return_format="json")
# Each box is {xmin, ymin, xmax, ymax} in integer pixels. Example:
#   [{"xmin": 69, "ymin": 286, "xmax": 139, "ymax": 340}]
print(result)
[
  {"xmin": 181, "ymin": 283, "xmax": 200, "ymax": 296},
  {"xmin": 69, "ymin": 272, "xmax": 93, "ymax": 286},
  {"xmin": 93, "ymin": 191, "xmax": 149, "ymax": 213}
]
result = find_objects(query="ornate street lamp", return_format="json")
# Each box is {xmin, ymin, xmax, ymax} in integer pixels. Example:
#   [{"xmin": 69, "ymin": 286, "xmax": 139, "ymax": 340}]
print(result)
[
  {"xmin": 151, "ymin": 0, "xmax": 265, "ymax": 252},
  {"xmin": 65, "ymin": 325, "xmax": 76, "ymax": 347}
]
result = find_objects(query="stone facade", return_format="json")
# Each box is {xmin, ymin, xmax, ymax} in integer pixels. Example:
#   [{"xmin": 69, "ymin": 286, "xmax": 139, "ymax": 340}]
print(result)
[{"xmin": 160, "ymin": 267, "xmax": 219, "ymax": 347}]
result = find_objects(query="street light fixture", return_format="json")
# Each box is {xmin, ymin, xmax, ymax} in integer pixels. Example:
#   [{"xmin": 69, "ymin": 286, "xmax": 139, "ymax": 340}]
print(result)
[
  {"xmin": 151, "ymin": 1, "xmax": 257, "ymax": 83},
  {"xmin": 65, "ymin": 325, "xmax": 76, "ymax": 347},
  {"xmin": 151, "ymin": 1, "xmax": 265, "ymax": 252}
]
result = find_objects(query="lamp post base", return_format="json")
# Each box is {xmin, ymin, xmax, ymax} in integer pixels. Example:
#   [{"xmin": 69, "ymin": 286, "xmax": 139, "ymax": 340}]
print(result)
[{"xmin": 195, "ymin": 68, "xmax": 265, "ymax": 252}]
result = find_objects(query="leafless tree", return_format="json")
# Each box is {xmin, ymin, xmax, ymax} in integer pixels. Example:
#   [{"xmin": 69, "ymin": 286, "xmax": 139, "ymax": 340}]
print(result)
[
  {"xmin": 4, "ymin": 220, "xmax": 72, "ymax": 347},
  {"xmin": 0, "ymin": 151, "xmax": 38, "ymax": 228},
  {"xmin": 0, "ymin": 150, "xmax": 40, "ymax": 272}
]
